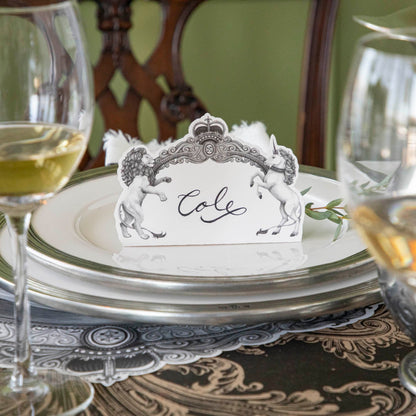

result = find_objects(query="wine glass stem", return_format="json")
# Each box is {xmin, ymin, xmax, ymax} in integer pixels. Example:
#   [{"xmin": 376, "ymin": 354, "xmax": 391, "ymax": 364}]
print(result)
[{"xmin": 6, "ymin": 213, "xmax": 37, "ymax": 390}]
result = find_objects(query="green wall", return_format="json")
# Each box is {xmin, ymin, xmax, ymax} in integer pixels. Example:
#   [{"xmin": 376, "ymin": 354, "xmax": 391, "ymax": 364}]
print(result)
[
  {"xmin": 181, "ymin": 0, "xmax": 308, "ymax": 149},
  {"xmin": 79, "ymin": 0, "xmax": 416, "ymax": 169}
]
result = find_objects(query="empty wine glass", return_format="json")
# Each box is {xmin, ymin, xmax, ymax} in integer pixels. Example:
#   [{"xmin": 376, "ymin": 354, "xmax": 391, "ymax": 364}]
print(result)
[
  {"xmin": 337, "ymin": 30, "xmax": 416, "ymax": 394},
  {"xmin": 0, "ymin": 1, "xmax": 94, "ymax": 414}
]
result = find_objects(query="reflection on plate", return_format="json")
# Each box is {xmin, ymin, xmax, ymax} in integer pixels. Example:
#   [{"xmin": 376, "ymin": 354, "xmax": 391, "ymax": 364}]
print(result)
[
  {"xmin": 114, "ymin": 243, "xmax": 307, "ymax": 277},
  {"xmin": 27, "ymin": 166, "xmax": 374, "ymax": 297}
]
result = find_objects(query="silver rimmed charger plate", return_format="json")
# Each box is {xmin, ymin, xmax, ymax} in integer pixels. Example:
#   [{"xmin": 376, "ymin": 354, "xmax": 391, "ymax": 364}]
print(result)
[
  {"xmin": 0, "ymin": 240, "xmax": 380, "ymax": 324},
  {"xmin": 0, "ymin": 166, "xmax": 381, "ymax": 324},
  {"xmin": 27, "ymin": 166, "xmax": 376, "ymax": 296}
]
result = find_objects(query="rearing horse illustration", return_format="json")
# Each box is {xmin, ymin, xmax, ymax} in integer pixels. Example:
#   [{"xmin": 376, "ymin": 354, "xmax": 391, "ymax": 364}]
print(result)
[{"xmin": 250, "ymin": 135, "xmax": 303, "ymax": 237}]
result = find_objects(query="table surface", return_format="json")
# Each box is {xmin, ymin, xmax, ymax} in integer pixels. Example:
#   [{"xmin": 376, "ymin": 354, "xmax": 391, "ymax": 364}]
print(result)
[{"xmin": 75, "ymin": 304, "xmax": 416, "ymax": 416}]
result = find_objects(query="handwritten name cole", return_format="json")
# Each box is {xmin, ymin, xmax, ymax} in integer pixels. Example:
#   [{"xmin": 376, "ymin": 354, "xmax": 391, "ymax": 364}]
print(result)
[{"xmin": 177, "ymin": 186, "xmax": 247, "ymax": 223}]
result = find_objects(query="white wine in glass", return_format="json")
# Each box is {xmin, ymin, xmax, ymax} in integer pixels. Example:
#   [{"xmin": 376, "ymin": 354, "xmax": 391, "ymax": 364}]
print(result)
[
  {"xmin": 0, "ymin": 1, "xmax": 94, "ymax": 414},
  {"xmin": 0, "ymin": 123, "xmax": 86, "ymax": 201},
  {"xmin": 337, "ymin": 30, "xmax": 416, "ymax": 394}
]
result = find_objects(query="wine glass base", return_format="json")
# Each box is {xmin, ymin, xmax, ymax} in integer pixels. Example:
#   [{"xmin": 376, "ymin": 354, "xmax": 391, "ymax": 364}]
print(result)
[
  {"xmin": 0, "ymin": 368, "xmax": 94, "ymax": 416},
  {"xmin": 399, "ymin": 350, "xmax": 416, "ymax": 395}
]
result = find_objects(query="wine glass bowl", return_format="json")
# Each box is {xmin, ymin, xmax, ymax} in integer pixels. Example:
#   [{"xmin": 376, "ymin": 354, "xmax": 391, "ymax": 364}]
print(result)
[
  {"xmin": 337, "ymin": 30, "xmax": 416, "ymax": 394},
  {"xmin": 0, "ymin": 1, "xmax": 94, "ymax": 414},
  {"xmin": 0, "ymin": 2, "xmax": 92, "ymax": 216}
]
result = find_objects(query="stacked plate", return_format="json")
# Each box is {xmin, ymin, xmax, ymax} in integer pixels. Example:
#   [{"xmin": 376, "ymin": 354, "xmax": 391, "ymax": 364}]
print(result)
[{"xmin": 0, "ymin": 166, "xmax": 381, "ymax": 324}]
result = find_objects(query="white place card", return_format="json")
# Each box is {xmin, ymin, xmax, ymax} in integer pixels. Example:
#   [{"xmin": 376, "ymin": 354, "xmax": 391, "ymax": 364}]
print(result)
[{"xmin": 114, "ymin": 113, "xmax": 304, "ymax": 246}]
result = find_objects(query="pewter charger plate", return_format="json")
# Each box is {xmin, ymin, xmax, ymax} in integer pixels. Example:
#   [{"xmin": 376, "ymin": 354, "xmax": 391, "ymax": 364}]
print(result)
[{"xmin": 0, "ymin": 166, "xmax": 381, "ymax": 323}]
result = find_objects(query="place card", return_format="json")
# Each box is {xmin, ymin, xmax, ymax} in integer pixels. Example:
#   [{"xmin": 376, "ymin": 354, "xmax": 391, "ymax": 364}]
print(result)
[{"xmin": 114, "ymin": 113, "xmax": 304, "ymax": 246}]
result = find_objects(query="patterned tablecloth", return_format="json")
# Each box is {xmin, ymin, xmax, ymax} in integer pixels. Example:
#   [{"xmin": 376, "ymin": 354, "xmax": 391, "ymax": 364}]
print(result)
[{"xmin": 1, "ymin": 288, "xmax": 416, "ymax": 415}]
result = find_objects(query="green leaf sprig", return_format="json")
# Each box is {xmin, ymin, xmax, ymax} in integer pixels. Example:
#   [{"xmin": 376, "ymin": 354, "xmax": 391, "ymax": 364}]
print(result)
[{"xmin": 301, "ymin": 187, "xmax": 350, "ymax": 241}]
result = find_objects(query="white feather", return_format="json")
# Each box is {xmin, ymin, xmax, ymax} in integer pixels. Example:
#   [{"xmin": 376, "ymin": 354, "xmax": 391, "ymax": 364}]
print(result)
[
  {"xmin": 103, "ymin": 129, "xmax": 173, "ymax": 165},
  {"xmin": 230, "ymin": 121, "xmax": 273, "ymax": 156}
]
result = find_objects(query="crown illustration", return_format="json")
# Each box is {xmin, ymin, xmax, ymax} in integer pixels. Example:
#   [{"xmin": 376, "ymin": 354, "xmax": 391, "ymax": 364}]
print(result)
[{"xmin": 190, "ymin": 113, "xmax": 228, "ymax": 142}]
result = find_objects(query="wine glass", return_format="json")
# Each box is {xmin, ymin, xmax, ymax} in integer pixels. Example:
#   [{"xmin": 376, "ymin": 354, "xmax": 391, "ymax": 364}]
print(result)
[
  {"xmin": 337, "ymin": 30, "xmax": 416, "ymax": 394},
  {"xmin": 0, "ymin": 1, "xmax": 94, "ymax": 414}
]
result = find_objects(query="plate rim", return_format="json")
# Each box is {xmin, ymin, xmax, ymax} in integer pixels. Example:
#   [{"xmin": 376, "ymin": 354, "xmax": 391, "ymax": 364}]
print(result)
[{"xmin": 0, "ymin": 254, "xmax": 381, "ymax": 324}]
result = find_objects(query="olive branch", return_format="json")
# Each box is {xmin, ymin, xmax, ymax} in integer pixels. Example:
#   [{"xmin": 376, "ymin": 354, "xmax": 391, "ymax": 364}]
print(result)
[{"xmin": 301, "ymin": 187, "xmax": 350, "ymax": 241}]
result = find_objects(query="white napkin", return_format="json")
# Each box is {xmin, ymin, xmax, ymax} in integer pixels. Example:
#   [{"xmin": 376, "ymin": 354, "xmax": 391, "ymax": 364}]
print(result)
[{"xmin": 103, "ymin": 121, "xmax": 273, "ymax": 166}]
